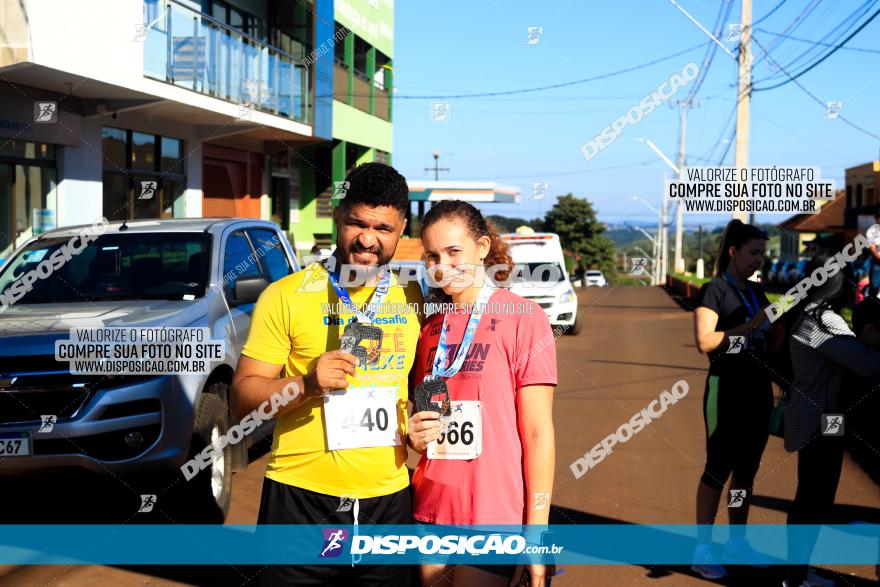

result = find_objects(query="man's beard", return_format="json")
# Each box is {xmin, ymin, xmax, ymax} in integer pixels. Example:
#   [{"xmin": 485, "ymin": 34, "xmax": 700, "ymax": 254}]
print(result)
[{"xmin": 336, "ymin": 243, "xmax": 393, "ymax": 268}]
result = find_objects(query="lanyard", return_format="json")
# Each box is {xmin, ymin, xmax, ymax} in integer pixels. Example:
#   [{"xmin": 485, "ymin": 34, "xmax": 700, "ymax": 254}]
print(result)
[
  {"xmin": 723, "ymin": 272, "xmax": 760, "ymax": 320},
  {"xmin": 430, "ymin": 283, "xmax": 495, "ymax": 380},
  {"xmin": 326, "ymin": 264, "xmax": 391, "ymax": 324}
]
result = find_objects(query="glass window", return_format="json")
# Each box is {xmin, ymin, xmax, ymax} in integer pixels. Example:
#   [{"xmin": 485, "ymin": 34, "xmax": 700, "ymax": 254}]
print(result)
[
  {"xmin": 131, "ymin": 132, "xmax": 156, "ymax": 171},
  {"xmin": 102, "ymin": 128, "xmax": 127, "ymax": 169},
  {"xmin": 102, "ymin": 172, "xmax": 129, "ymax": 221},
  {"xmin": 222, "ymin": 231, "xmax": 261, "ymax": 299},
  {"xmin": 246, "ymin": 228, "xmax": 290, "ymax": 282},
  {"xmin": 0, "ymin": 233, "xmax": 211, "ymax": 303},
  {"xmin": 161, "ymin": 137, "xmax": 183, "ymax": 173},
  {"xmin": 0, "ymin": 141, "xmax": 55, "ymax": 161}
]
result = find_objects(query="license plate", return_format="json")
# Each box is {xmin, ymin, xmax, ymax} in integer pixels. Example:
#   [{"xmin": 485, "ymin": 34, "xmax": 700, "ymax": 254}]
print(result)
[{"xmin": 0, "ymin": 432, "xmax": 31, "ymax": 457}]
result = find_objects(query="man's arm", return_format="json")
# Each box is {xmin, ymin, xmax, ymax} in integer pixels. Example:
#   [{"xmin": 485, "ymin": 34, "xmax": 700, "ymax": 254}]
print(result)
[
  {"xmin": 231, "ymin": 352, "xmax": 358, "ymax": 420},
  {"xmin": 870, "ymin": 242, "xmax": 880, "ymax": 262}
]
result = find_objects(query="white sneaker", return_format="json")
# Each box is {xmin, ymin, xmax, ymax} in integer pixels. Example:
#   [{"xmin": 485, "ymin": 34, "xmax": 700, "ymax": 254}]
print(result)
[
  {"xmin": 722, "ymin": 537, "xmax": 774, "ymax": 567},
  {"xmin": 691, "ymin": 543, "xmax": 728, "ymax": 580}
]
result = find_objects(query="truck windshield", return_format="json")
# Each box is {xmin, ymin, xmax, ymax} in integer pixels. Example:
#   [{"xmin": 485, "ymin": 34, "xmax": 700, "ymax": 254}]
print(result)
[{"xmin": 0, "ymin": 233, "xmax": 211, "ymax": 304}]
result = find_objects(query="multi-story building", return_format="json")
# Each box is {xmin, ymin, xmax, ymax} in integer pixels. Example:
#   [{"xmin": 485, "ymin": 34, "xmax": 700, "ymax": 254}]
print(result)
[
  {"xmin": 843, "ymin": 161, "xmax": 880, "ymax": 239},
  {"xmin": 296, "ymin": 0, "xmax": 394, "ymax": 252},
  {"xmin": 0, "ymin": 0, "xmax": 393, "ymax": 262}
]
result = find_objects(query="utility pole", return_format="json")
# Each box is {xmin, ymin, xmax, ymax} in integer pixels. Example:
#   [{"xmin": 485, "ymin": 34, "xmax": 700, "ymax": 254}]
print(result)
[
  {"xmin": 422, "ymin": 149, "xmax": 449, "ymax": 224},
  {"xmin": 698, "ymin": 225, "xmax": 703, "ymax": 260},
  {"xmin": 672, "ymin": 98, "xmax": 698, "ymax": 273},
  {"xmin": 660, "ymin": 174, "xmax": 669, "ymax": 285},
  {"xmin": 734, "ymin": 0, "xmax": 752, "ymax": 223}
]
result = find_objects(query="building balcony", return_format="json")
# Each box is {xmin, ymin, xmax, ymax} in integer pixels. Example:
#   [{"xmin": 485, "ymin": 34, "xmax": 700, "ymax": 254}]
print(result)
[{"xmin": 142, "ymin": 0, "xmax": 310, "ymax": 124}]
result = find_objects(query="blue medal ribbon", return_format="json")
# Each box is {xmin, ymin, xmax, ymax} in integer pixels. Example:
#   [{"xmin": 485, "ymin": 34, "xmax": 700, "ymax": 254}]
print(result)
[
  {"xmin": 430, "ymin": 283, "xmax": 495, "ymax": 380},
  {"xmin": 326, "ymin": 263, "xmax": 391, "ymax": 324},
  {"xmin": 723, "ymin": 272, "xmax": 760, "ymax": 320}
]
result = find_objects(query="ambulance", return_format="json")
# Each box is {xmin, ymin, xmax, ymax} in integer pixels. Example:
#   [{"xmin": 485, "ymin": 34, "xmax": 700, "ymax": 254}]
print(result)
[{"xmin": 502, "ymin": 228, "xmax": 581, "ymax": 335}]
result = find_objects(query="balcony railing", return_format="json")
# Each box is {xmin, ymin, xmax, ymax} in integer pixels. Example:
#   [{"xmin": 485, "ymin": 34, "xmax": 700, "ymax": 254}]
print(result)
[{"xmin": 143, "ymin": 0, "xmax": 310, "ymax": 124}]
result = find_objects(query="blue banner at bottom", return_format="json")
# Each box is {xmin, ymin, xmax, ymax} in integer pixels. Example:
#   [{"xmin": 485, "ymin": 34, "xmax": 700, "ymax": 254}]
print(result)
[{"xmin": 0, "ymin": 524, "xmax": 877, "ymax": 565}]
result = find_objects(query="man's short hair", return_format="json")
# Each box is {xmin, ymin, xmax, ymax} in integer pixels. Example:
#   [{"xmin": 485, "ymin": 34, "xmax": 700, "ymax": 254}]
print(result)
[
  {"xmin": 338, "ymin": 162, "xmax": 409, "ymax": 217},
  {"xmin": 853, "ymin": 297, "xmax": 880, "ymax": 336}
]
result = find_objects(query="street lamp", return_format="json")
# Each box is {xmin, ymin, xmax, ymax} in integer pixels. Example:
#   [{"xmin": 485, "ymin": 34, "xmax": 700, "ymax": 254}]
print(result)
[{"xmin": 632, "ymin": 197, "xmax": 662, "ymax": 286}]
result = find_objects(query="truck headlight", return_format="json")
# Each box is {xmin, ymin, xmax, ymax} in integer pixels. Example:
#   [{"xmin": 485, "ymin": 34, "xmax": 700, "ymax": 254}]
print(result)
[{"xmin": 559, "ymin": 290, "xmax": 574, "ymax": 304}]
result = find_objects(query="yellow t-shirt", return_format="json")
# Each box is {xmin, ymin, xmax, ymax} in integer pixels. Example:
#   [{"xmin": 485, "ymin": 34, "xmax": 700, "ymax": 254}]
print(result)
[{"xmin": 241, "ymin": 262, "xmax": 423, "ymax": 498}]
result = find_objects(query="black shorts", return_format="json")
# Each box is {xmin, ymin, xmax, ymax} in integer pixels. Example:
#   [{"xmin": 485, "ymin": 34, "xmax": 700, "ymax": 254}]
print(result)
[{"xmin": 255, "ymin": 478, "xmax": 414, "ymax": 586}]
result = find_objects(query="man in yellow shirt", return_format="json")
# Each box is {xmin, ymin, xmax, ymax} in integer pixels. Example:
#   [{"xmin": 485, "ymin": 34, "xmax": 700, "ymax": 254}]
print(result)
[{"xmin": 231, "ymin": 163, "xmax": 422, "ymax": 586}]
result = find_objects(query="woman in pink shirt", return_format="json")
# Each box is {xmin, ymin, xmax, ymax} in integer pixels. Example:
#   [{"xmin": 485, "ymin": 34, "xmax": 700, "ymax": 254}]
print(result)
[{"xmin": 408, "ymin": 200, "xmax": 558, "ymax": 586}]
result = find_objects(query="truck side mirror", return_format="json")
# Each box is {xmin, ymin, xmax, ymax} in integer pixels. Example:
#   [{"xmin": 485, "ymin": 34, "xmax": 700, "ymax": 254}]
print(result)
[{"xmin": 232, "ymin": 276, "xmax": 268, "ymax": 305}]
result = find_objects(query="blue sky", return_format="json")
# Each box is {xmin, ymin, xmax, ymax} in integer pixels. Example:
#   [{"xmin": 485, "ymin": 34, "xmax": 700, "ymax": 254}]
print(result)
[{"xmin": 391, "ymin": 0, "xmax": 880, "ymax": 229}]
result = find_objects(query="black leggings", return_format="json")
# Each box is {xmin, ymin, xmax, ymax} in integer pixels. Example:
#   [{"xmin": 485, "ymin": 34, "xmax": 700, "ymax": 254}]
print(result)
[
  {"xmin": 700, "ymin": 372, "xmax": 773, "ymax": 490},
  {"xmin": 785, "ymin": 435, "xmax": 845, "ymax": 584}
]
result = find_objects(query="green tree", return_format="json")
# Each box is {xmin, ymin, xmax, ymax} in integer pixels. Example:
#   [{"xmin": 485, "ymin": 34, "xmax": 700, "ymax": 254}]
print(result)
[{"xmin": 541, "ymin": 194, "xmax": 616, "ymax": 275}]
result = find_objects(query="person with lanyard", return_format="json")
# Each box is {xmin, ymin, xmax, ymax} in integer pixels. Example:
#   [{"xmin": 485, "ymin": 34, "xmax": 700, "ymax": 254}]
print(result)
[
  {"xmin": 691, "ymin": 219, "xmax": 775, "ymax": 580},
  {"xmin": 407, "ymin": 200, "xmax": 558, "ymax": 587},
  {"xmin": 230, "ymin": 163, "xmax": 423, "ymax": 586}
]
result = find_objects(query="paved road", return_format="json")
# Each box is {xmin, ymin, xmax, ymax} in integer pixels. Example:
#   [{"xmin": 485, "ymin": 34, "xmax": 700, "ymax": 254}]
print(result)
[{"xmin": 1, "ymin": 286, "xmax": 878, "ymax": 586}]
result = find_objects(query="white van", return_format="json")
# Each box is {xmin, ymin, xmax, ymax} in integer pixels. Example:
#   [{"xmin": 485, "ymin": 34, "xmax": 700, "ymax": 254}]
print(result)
[{"xmin": 502, "ymin": 229, "xmax": 581, "ymax": 335}]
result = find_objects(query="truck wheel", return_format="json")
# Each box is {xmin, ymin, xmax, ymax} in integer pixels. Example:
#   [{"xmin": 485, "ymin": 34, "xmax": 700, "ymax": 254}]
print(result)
[
  {"xmin": 184, "ymin": 385, "xmax": 233, "ymax": 521},
  {"xmin": 566, "ymin": 313, "xmax": 583, "ymax": 336}
]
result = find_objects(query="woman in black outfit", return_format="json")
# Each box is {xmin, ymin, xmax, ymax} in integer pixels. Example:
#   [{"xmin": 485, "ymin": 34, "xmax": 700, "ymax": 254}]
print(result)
[{"xmin": 691, "ymin": 220, "xmax": 774, "ymax": 579}]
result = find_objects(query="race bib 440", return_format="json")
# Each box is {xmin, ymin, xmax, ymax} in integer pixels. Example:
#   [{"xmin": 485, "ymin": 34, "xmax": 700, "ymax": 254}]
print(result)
[{"xmin": 324, "ymin": 386, "xmax": 401, "ymax": 450}]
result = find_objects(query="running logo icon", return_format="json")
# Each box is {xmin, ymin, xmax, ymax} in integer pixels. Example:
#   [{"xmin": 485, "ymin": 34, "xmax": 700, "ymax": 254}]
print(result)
[
  {"xmin": 524, "ymin": 26, "xmax": 544, "ymax": 45},
  {"xmin": 34, "ymin": 102, "xmax": 57, "ymax": 123},
  {"xmin": 332, "ymin": 181, "xmax": 349, "ymax": 200},
  {"xmin": 728, "ymin": 489, "xmax": 746, "ymax": 508},
  {"xmin": 532, "ymin": 182, "xmax": 550, "ymax": 200},
  {"xmin": 431, "ymin": 103, "xmax": 451, "ymax": 123},
  {"xmin": 336, "ymin": 496, "xmax": 355, "ymax": 513},
  {"xmin": 824, "ymin": 101, "xmax": 842, "ymax": 119},
  {"xmin": 726, "ymin": 335, "xmax": 745, "ymax": 354},
  {"xmin": 630, "ymin": 258, "xmax": 648, "ymax": 276},
  {"xmin": 726, "ymin": 23, "xmax": 743, "ymax": 42},
  {"xmin": 138, "ymin": 181, "xmax": 157, "ymax": 200},
  {"xmin": 38, "ymin": 415, "xmax": 57, "ymax": 433},
  {"xmin": 138, "ymin": 494, "xmax": 157, "ymax": 513},
  {"xmin": 821, "ymin": 414, "xmax": 844, "ymax": 436},
  {"xmin": 320, "ymin": 528, "xmax": 348, "ymax": 558}
]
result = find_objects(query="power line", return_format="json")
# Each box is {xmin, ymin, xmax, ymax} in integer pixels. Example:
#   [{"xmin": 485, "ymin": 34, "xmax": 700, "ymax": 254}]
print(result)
[
  {"xmin": 755, "ymin": 27, "xmax": 880, "ymax": 53},
  {"xmin": 753, "ymin": 4, "xmax": 880, "ymax": 91},
  {"xmin": 752, "ymin": 0, "xmax": 879, "ymax": 84},
  {"xmin": 752, "ymin": 0, "xmax": 788, "ymax": 26},
  {"xmin": 750, "ymin": 35, "xmax": 880, "ymax": 140},
  {"xmin": 685, "ymin": 0, "xmax": 736, "ymax": 101},
  {"xmin": 382, "ymin": 42, "xmax": 709, "ymax": 100}
]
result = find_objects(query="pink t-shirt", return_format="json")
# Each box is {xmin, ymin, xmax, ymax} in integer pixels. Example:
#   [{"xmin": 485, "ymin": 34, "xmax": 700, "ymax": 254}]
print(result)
[{"xmin": 411, "ymin": 289, "xmax": 557, "ymax": 525}]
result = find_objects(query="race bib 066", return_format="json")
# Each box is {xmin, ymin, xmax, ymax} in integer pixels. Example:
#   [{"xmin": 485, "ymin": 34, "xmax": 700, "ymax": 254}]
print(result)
[{"xmin": 428, "ymin": 400, "xmax": 482, "ymax": 460}]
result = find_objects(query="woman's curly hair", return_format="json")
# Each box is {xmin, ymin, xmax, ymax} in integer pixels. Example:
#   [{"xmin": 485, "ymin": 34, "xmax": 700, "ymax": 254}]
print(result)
[{"xmin": 421, "ymin": 200, "xmax": 514, "ymax": 302}]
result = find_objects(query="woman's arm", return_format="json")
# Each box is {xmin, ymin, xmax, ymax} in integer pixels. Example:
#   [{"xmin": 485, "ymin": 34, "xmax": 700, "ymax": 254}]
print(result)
[
  {"xmin": 517, "ymin": 384, "xmax": 555, "ymax": 525},
  {"xmin": 694, "ymin": 306, "xmax": 767, "ymax": 354},
  {"xmin": 812, "ymin": 311, "xmax": 880, "ymax": 378}
]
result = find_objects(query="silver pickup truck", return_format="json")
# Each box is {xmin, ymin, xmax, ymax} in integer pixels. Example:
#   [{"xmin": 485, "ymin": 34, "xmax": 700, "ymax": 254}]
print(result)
[{"xmin": 0, "ymin": 218, "xmax": 299, "ymax": 521}]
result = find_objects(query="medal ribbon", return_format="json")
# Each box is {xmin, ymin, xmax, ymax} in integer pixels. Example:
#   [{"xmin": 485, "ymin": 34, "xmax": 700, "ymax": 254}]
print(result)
[
  {"xmin": 327, "ymin": 263, "xmax": 391, "ymax": 324},
  {"xmin": 430, "ymin": 283, "xmax": 495, "ymax": 380}
]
